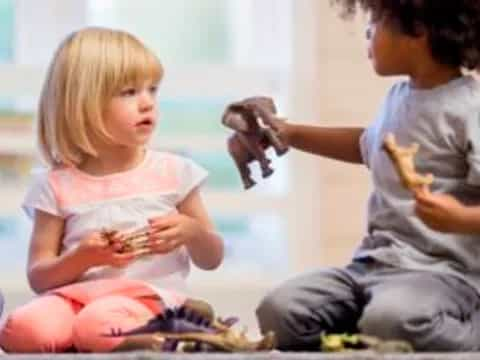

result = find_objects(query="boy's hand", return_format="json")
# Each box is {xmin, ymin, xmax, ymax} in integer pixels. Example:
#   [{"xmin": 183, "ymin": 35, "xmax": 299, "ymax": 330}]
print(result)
[
  {"xmin": 243, "ymin": 101, "xmax": 293, "ymax": 145},
  {"xmin": 414, "ymin": 187, "xmax": 467, "ymax": 233},
  {"xmin": 148, "ymin": 214, "xmax": 202, "ymax": 254},
  {"xmin": 75, "ymin": 231, "xmax": 136, "ymax": 268}
]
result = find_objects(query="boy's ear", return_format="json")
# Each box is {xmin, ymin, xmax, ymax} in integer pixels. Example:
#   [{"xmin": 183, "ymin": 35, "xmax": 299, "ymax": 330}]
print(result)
[{"xmin": 412, "ymin": 21, "xmax": 427, "ymax": 38}]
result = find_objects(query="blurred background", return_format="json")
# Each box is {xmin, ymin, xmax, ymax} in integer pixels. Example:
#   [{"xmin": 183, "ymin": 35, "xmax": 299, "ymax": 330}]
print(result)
[{"xmin": 0, "ymin": 0, "xmax": 399, "ymax": 335}]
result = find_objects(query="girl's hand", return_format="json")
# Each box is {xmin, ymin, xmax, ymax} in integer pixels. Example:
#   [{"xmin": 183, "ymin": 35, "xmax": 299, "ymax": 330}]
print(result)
[
  {"xmin": 147, "ymin": 214, "xmax": 203, "ymax": 254},
  {"xmin": 75, "ymin": 231, "xmax": 136, "ymax": 268},
  {"xmin": 414, "ymin": 187, "xmax": 468, "ymax": 233}
]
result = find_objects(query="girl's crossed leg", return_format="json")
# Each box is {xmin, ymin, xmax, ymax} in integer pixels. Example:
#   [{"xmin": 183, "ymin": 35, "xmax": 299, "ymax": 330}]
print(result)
[{"xmin": 0, "ymin": 293, "xmax": 162, "ymax": 353}]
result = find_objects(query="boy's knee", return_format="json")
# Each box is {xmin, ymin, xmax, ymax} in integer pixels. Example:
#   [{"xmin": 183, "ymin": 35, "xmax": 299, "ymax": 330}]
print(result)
[
  {"xmin": 256, "ymin": 288, "xmax": 307, "ymax": 350},
  {"xmin": 359, "ymin": 300, "xmax": 432, "ymax": 342},
  {"xmin": 256, "ymin": 289, "xmax": 291, "ymax": 332}
]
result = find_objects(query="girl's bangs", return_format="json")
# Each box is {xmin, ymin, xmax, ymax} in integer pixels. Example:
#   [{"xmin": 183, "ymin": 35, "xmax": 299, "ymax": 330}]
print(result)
[{"xmin": 109, "ymin": 41, "xmax": 163, "ymax": 94}]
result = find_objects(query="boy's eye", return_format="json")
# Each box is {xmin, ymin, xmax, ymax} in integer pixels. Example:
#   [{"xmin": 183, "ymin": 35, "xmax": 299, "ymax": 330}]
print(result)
[
  {"xmin": 149, "ymin": 85, "xmax": 159, "ymax": 94},
  {"xmin": 366, "ymin": 26, "xmax": 372, "ymax": 40}
]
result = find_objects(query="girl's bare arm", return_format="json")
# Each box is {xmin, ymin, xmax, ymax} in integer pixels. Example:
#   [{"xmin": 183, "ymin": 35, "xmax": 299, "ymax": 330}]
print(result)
[
  {"xmin": 177, "ymin": 188, "xmax": 224, "ymax": 270},
  {"xmin": 27, "ymin": 210, "xmax": 92, "ymax": 293}
]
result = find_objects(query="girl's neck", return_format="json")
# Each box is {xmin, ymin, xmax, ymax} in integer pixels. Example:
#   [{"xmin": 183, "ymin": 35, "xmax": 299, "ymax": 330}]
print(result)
[
  {"xmin": 409, "ymin": 62, "xmax": 462, "ymax": 90},
  {"xmin": 79, "ymin": 147, "xmax": 147, "ymax": 177}
]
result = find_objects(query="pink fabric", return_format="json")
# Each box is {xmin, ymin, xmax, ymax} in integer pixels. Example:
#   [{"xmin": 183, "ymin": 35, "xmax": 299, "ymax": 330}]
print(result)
[
  {"xmin": 49, "ymin": 154, "xmax": 179, "ymax": 208},
  {"xmin": 0, "ymin": 279, "xmax": 186, "ymax": 353}
]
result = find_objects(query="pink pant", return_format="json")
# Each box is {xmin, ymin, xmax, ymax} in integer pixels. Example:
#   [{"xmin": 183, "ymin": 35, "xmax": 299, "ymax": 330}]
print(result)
[{"xmin": 0, "ymin": 279, "xmax": 185, "ymax": 353}]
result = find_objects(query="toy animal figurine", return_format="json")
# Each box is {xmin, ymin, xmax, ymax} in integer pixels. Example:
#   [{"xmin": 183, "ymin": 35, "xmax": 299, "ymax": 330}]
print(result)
[
  {"xmin": 106, "ymin": 302, "xmax": 276, "ymax": 352},
  {"xmin": 383, "ymin": 133, "xmax": 434, "ymax": 192},
  {"xmin": 222, "ymin": 96, "xmax": 289, "ymax": 189},
  {"xmin": 320, "ymin": 333, "xmax": 413, "ymax": 353},
  {"xmin": 101, "ymin": 227, "xmax": 152, "ymax": 257}
]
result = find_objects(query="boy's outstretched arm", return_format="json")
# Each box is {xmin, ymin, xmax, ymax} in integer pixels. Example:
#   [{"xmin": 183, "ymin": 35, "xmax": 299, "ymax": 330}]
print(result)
[
  {"xmin": 247, "ymin": 100, "xmax": 365, "ymax": 164},
  {"xmin": 277, "ymin": 121, "xmax": 365, "ymax": 164}
]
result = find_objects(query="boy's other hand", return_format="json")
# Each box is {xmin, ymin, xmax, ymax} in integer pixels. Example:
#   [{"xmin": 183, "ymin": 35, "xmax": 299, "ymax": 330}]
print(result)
[{"xmin": 414, "ymin": 187, "xmax": 467, "ymax": 233}]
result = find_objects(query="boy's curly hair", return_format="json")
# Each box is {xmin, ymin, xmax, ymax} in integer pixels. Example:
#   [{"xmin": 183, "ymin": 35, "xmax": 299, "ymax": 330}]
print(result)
[{"xmin": 331, "ymin": 0, "xmax": 480, "ymax": 70}]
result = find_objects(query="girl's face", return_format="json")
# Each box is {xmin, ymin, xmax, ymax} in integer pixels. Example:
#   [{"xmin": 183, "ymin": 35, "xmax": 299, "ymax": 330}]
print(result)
[
  {"xmin": 102, "ymin": 80, "xmax": 159, "ymax": 148},
  {"xmin": 366, "ymin": 15, "xmax": 415, "ymax": 76}
]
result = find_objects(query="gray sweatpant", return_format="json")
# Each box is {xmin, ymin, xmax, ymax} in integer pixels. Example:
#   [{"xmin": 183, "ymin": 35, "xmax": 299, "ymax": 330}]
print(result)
[{"xmin": 256, "ymin": 258, "xmax": 480, "ymax": 351}]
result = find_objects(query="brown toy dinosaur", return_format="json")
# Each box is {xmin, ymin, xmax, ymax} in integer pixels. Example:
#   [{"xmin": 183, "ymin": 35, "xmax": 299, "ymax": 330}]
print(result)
[
  {"xmin": 383, "ymin": 133, "xmax": 434, "ymax": 191},
  {"xmin": 222, "ymin": 96, "xmax": 289, "ymax": 189}
]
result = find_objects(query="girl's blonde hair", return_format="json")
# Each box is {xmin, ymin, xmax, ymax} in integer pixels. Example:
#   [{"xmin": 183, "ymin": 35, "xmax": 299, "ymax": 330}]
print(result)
[{"xmin": 38, "ymin": 27, "xmax": 163, "ymax": 167}]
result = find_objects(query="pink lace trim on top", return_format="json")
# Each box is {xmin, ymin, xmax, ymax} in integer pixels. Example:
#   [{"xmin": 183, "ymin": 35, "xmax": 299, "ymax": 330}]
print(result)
[{"xmin": 48, "ymin": 155, "xmax": 179, "ymax": 208}]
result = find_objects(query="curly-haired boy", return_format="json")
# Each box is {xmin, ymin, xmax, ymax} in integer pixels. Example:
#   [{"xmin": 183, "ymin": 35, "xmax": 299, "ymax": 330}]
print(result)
[{"xmin": 256, "ymin": 0, "xmax": 480, "ymax": 351}]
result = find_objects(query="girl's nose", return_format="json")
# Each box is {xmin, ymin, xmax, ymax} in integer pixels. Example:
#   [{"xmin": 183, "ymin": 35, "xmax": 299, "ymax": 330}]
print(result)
[{"xmin": 139, "ymin": 91, "xmax": 155, "ymax": 111}]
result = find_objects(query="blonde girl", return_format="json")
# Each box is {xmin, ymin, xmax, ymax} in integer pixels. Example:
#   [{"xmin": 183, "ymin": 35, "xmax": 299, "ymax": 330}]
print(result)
[{"xmin": 0, "ymin": 27, "xmax": 224, "ymax": 353}]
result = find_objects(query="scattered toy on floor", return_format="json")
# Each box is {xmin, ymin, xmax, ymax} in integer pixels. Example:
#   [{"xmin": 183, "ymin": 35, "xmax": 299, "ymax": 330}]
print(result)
[
  {"xmin": 106, "ymin": 300, "xmax": 276, "ymax": 352},
  {"xmin": 320, "ymin": 333, "xmax": 413, "ymax": 353}
]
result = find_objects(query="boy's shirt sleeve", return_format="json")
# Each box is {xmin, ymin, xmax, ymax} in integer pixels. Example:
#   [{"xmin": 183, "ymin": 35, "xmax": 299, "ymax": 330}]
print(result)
[
  {"xmin": 22, "ymin": 169, "xmax": 61, "ymax": 219},
  {"xmin": 359, "ymin": 83, "xmax": 400, "ymax": 168},
  {"xmin": 359, "ymin": 126, "xmax": 373, "ymax": 168},
  {"xmin": 174, "ymin": 156, "xmax": 208, "ymax": 204},
  {"xmin": 465, "ymin": 112, "xmax": 480, "ymax": 186}
]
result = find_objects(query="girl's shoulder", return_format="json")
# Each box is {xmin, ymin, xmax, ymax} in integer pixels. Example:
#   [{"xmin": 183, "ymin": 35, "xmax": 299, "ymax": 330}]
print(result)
[
  {"xmin": 28, "ymin": 165, "xmax": 68, "ymax": 186},
  {"xmin": 148, "ymin": 150, "xmax": 206, "ymax": 174},
  {"xmin": 148, "ymin": 150, "xmax": 192, "ymax": 166},
  {"xmin": 148, "ymin": 150, "xmax": 208, "ymax": 198}
]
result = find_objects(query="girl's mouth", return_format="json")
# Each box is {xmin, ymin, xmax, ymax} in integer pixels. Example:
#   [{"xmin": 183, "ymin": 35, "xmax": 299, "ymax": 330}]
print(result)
[{"xmin": 136, "ymin": 119, "xmax": 154, "ymax": 127}]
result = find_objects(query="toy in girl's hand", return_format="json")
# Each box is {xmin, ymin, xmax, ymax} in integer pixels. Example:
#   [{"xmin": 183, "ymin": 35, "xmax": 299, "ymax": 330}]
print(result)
[
  {"xmin": 222, "ymin": 96, "xmax": 289, "ymax": 189},
  {"xmin": 383, "ymin": 133, "xmax": 434, "ymax": 192},
  {"xmin": 102, "ymin": 227, "xmax": 151, "ymax": 257}
]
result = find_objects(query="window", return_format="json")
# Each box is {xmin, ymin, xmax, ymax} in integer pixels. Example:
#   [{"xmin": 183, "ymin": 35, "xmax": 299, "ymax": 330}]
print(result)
[{"xmin": 0, "ymin": 0, "xmax": 13, "ymax": 63}]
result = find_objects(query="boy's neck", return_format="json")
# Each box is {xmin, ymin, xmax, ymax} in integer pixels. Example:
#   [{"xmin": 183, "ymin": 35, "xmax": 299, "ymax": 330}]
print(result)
[
  {"xmin": 79, "ymin": 147, "xmax": 147, "ymax": 176},
  {"xmin": 409, "ymin": 62, "xmax": 462, "ymax": 89}
]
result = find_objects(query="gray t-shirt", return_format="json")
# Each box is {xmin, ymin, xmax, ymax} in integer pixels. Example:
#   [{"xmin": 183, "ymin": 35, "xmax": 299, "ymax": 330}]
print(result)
[{"xmin": 356, "ymin": 75, "xmax": 480, "ymax": 292}]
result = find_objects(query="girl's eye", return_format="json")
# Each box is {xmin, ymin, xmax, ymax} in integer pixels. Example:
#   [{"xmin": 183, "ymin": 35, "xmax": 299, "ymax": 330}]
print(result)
[
  {"xmin": 149, "ymin": 85, "xmax": 158, "ymax": 94},
  {"xmin": 121, "ymin": 88, "xmax": 137, "ymax": 97}
]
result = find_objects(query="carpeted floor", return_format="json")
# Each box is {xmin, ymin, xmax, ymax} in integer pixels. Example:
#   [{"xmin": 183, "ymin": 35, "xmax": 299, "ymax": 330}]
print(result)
[{"xmin": 3, "ymin": 352, "xmax": 480, "ymax": 360}]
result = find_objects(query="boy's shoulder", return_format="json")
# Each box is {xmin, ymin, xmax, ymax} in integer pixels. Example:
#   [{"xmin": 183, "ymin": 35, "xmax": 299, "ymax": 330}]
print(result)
[{"xmin": 386, "ymin": 76, "xmax": 480, "ymax": 110}]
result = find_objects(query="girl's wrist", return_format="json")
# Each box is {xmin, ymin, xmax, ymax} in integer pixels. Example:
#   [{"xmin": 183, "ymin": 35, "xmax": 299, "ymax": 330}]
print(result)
[{"xmin": 70, "ymin": 245, "xmax": 96, "ymax": 270}]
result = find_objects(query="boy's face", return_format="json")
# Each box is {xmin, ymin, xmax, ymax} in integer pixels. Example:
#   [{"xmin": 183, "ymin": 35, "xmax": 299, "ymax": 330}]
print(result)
[
  {"xmin": 102, "ymin": 80, "xmax": 159, "ymax": 148},
  {"xmin": 366, "ymin": 15, "xmax": 420, "ymax": 76}
]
